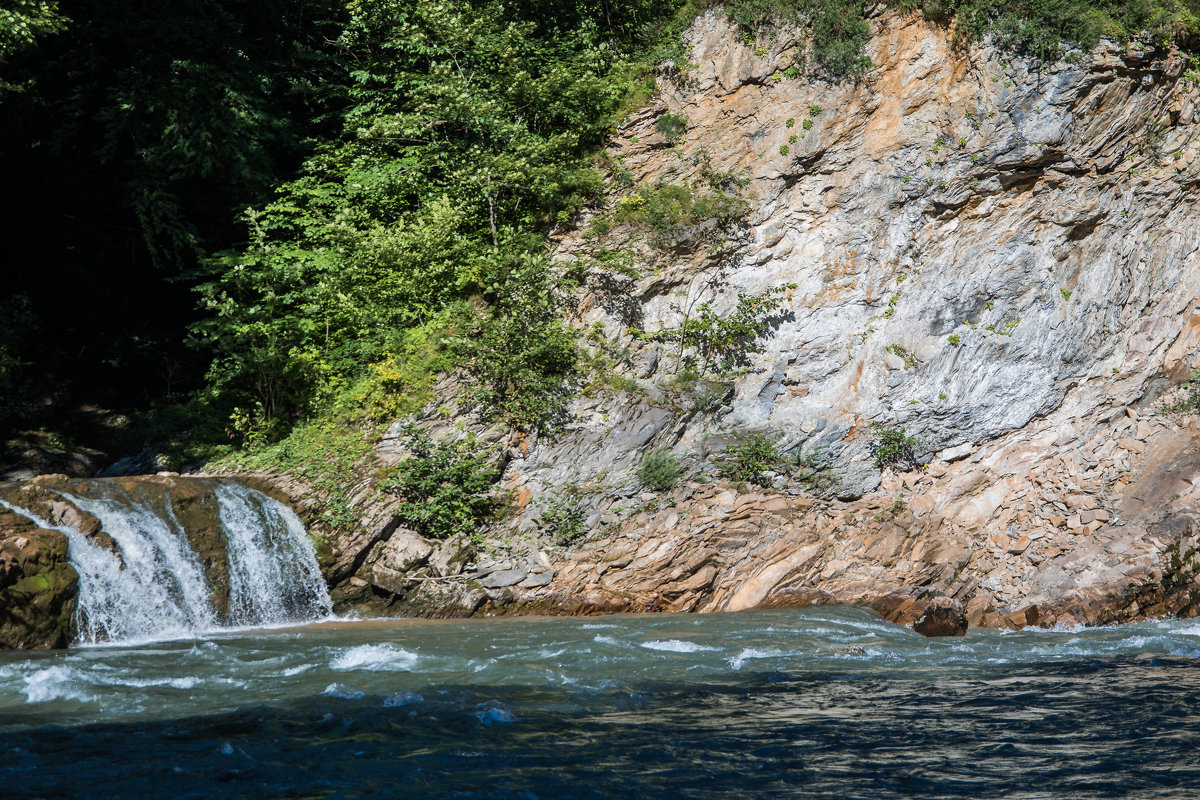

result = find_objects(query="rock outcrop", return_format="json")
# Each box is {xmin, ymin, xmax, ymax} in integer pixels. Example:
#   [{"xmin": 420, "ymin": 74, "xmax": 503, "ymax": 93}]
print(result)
[
  {"xmin": 288, "ymin": 12, "xmax": 1200, "ymax": 634},
  {"xmin": 0, "ymin": 493, "xmax": 78, "ymax": 649}
]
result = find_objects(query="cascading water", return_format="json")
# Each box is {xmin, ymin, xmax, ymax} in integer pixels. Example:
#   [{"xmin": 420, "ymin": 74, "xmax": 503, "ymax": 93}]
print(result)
[
  {"xmin": 0, "ymin": 479, "xmax": 331, "ymax": 645},
  {"xmin": 213, "ymin": 482, "xmax": 332, "ymax": 626},
  {"xmin": 57, "ymin": 488, "xmax": 220, "ymax": 643}
]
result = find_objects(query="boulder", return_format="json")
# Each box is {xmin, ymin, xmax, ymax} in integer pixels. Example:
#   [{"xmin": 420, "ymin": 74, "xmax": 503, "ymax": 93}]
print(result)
[
  {"xmin": 0, "ymin": 510, "xmax": 78, "ymax": 649},
  {"xmin": 913, "ymin": 597, "xmax": 968, "ymax": 637},
  {"xmin": 482, "ymin": 568, "xmax": 528, "ymax": 589}
]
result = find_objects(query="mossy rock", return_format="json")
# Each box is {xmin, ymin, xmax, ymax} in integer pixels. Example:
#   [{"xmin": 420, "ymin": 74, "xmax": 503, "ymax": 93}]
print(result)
[
  {"xmin": 165, "ymin": 481, "xmax": 232, "ymax": 620},
  {"xmin": 0, "ymin": 513, "xmax": 78, "ymax": 649}
]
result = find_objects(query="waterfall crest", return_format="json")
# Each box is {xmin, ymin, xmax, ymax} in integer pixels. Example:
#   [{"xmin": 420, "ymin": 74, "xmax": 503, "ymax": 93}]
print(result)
[{"xmin": 0, "ymin": 479, "xmax": 331, "ymax": 645}]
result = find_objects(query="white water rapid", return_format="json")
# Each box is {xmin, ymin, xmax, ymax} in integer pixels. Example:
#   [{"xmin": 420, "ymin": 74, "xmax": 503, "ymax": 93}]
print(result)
[{"xmin": 0, "ymin": 480, "xmax": 331, "ymax": 645}]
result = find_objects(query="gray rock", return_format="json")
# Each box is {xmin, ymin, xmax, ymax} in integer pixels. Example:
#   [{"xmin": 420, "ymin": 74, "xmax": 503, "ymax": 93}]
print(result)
[
  {"xmin": 519, "ymin": 570, "xmax": 555, "ymax": 588},
  {"xmin": 429, "ymin": 534, "xmax": 474, "ymax": 577},
  {"xmin": 376, "ymin": 529, "xmax": 433, "ymax": 574},
  {"xmin": 481, "ymin": 569, "xmax": 528, "ymax": 589},
  {"xmin": 939, "ymin": 443, "xmax": 975, "ymax": 462}
]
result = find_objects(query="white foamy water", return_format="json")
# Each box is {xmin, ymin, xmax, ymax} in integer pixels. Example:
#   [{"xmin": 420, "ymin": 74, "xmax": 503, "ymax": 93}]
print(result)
[
  {"xmin": 640, "ymin": 639, "xmax": 721, "ymax": 653},
  {"xmin": 213, "ymin": 483, "xmax": 332, "ymax": 625},
  {"xmin": 21, "ymin": 666, "xmax": 94, "ymax": 704},
  {"xmin": 2, "ymin": 608, "xmax": 1200, "ymax": 734},
  {"xmin": 59, "ymin": 490, "xmax": 220, "ymax": 643},
  {"xmin": 331, "ymin": 644, "xmax": 419, "ymax": 671}
]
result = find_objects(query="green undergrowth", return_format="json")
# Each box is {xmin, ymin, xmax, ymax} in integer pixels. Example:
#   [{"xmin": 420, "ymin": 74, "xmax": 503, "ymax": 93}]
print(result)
[
  {"xmin": 720, "ymin": 433, "xmax": 832, "ymax": 490},
  {"xmin": 1164, "ymin": 368, "xmax": 1200, "ymax": 414},
  {"xmin": 210, "ymin": 415, "xmax": 378, "ymax": 531},
  {"xmin": 378, "ymin": 426, "xmax": 501, "ymax": 541}
]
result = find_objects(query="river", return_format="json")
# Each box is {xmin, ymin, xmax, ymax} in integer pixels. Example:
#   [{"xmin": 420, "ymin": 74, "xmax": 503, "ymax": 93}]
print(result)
[{"xmin": 3, "ymin": 607, "xmax": 1199, "ymax": 798}]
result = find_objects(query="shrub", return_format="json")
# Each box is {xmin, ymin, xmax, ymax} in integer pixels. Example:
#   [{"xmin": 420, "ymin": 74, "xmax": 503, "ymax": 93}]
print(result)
[
  {"xmin": 638, "ymin": 449, "xmax": 682, "ymax": 491},
  {"xmin": 540, "ymin": 485, "xmax": 586, "ymax": 545},
  {"xmin": 456, "ymin": 254, "xmax": 578, "ymax": 431},
  {"xmin": 600, "ymin": 180, "xmax": 749, "ymax": 242},
  {"xmin": 653, "ymin": 112, "xmax": 688, "ymax": 143},
  {"xmin": 382, "ymin": 427, "xmax": 500, "ymax": 540},
  {"xmin": 722, "ymin": 433, "xmax": 783, "ymax": 487},
  {"xmin": 1164, "ymin": 369, "xmax": 1200, "ymax": 414},
  {"xmin": 648, "ymin": 284, "xmax": 795, "ymax": 375},
  {"xmin": 868, "ymin": 422, "xmax": 927, "ymax": 471}
]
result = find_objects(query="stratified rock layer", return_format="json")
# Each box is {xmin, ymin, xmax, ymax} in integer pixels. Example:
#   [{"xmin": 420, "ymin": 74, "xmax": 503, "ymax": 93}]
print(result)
[
  {"xmin": 303, "ymin": 13, "xmax": 1200, "ymax": 632},
  {"xmin": 92, "ymin": 12, "xmax": 1187, "ymax": 638}
]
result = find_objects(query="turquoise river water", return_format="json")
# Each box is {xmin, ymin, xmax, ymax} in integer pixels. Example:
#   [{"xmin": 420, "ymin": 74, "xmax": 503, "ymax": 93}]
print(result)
[{"xmin": 3, "ymin": 607, "xmax": 1200, "ymax": 798}]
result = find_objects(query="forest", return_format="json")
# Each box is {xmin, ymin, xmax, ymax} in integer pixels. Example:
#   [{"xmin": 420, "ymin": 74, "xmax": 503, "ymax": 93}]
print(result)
[{"xmin": 3, "ymin": 0, "xmax": 1198, "ymax": 469}]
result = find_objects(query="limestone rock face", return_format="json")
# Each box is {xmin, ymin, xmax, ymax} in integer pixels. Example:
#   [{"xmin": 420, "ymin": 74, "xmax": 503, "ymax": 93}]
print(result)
[
  {"xmin": 237, "ymin": 14, "xmax": 1200, "ymax": 632},
  {"xmin": 472, "ymin": 13, "xmax": 1200, "ymax": 630}
]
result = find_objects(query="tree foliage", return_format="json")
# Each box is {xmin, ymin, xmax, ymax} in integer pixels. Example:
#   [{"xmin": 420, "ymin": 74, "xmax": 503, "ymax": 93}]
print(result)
[
  {"xmin": 193, "ymin": 0, "xmax": 671, "ymax": 434},
  {"xmin": 5, "ymin": 0, "xmax": 1199, "ymax": 449}
]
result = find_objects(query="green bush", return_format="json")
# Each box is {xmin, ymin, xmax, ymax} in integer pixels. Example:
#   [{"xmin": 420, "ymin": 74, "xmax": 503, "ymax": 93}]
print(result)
[
  {"xmin": 638, "ymin": 449, "xmax": 682, "ymax": 491},
  {"xmin": 653, "ymin": 112, "xmax": 689, "ymax": 143},
  {"xmin": 648, "ymin": 284, "xmax": 795, "ymax": 375},
  {"xmin": 597, "ymin": 180, "xmax": 749, "ymax": 243},
  {"xmin": 382, "ymin": 427, "xmax": 500, "ymax": 540},
  {"xmin": 722, "ymin": 433, "xmax": 783, "ymax": 486},
  {"xmin": 540, "ymin": 485, "xmax": 587, "ymax": 545},
  {"xmin": 867, "ymin": 422, "xmax": 928, "ymax": 471},
  {"xmin": 455, "ymin": 254, "xmax": 579, "ymax": 431}
]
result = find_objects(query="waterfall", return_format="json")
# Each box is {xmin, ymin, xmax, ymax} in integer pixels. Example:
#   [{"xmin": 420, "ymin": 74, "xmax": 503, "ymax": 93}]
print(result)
[
  {"xmin": 58, "ymin": 489, "xmax": 220, "ymax": 642},
  {"xmin": 213, "ymin": 482, "xmax": 331, "ymax": 626},
  {"xmin": 0, "ymin": 479, "xmax": 331, "ymax": 645}
]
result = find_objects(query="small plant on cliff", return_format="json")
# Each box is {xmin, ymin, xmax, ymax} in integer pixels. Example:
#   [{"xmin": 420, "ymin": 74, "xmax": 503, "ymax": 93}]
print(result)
[
  {"xmin": 1164, "ymin": 369, "xmax": 1200, "ymax": 415},
  {"xmin": 638, "ymin": 449, "xmax": 682, "ymax": 491},
  {"xmin": 868, "ymin": 422, "xmax": 927, "ymax": 472},
  {"xmin": 647, "ymin": 284, "xmax": 796, "ymax": 376},
  {"xmin": 885, "ymin": 343, "xmax": 919, "ymax": 369},
  {"xmin": 722, "ymin": 433, "xmax": 784, "ymax": 487},
  {"xmin": 383, "ymin": 427, "xmax": 500, "ymax": 540},
  {"xmin": 874, "ymin": 493, "xmax": 907, "ymax": 521},
  {"xmin": 539, "ymin": 485, "xmax": 587, "ymax": 545},
  {"xmin": 595, "ymin": 180, "xmax": 748, "ymax": 245},
  {"xmin": 653, "ymin": 112, "xmax": 688, "ymax": 144}
]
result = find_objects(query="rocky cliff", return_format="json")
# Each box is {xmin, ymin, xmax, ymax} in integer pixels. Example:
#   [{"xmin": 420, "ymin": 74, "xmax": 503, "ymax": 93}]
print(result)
[
  {"xmin": 9, "ymin": 11, "xmax": 1200, "ymax": 646},
  {"xmin": 287, "ymin": 10, "xmax": 1200, "ymax": 632}
]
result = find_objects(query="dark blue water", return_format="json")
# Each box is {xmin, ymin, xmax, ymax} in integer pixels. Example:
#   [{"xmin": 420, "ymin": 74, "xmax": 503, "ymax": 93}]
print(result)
[{"xmin": 3, "ymin": 609, "xmax": 1199, "ymax": 798}]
